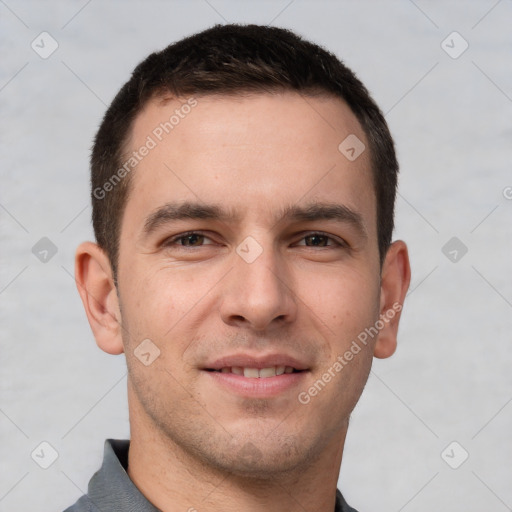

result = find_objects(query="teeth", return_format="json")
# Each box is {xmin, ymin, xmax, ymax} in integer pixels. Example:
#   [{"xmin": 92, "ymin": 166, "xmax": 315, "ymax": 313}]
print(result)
[
  {"xmin": 217, "ymin": 366, "xmax": 297, "ymax": 378},
  {"xmin": 243, "ymin": 368, "xmax": 260, "ymax": 378},
  {"xmin": 259, "ymin": 367, "xmax": 277, "ymax": 378}
]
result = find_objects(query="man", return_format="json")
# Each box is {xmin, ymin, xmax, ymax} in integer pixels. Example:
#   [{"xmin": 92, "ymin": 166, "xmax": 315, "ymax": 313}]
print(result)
[{"xmin": 68, "ymin": 23, "xmax": 410, "ymax": 512}]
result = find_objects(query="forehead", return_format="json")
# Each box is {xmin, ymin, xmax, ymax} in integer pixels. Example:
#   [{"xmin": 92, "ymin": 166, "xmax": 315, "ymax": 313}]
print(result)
[{"xmin": 122, "ymin": 92, "xmax": 375, "ymax": 235}]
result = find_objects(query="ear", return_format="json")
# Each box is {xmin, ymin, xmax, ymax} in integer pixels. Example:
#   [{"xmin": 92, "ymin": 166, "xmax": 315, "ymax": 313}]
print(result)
[
  {"xmin": 373, "ymin": 240, "xmax": 411, "ymax": 359},
  {"xmin": 74, "ymin": 241, "xmax": 124, "ymax": 355}
]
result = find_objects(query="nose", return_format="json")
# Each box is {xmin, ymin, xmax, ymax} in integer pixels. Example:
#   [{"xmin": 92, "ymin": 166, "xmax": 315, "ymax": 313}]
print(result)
[{"xmin": 219, "ymin": 238, "xmax": 297, "ymax": 332}]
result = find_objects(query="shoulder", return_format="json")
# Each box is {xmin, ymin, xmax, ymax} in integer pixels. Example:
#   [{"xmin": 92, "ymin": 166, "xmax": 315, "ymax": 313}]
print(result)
[{"xmin": 336, "ymin": 488, "xmax": 360, "ymax": 512}]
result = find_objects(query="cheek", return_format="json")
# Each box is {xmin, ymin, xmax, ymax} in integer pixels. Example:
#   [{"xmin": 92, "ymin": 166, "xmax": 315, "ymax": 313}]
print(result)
[
  {"xmin": 303, "ymin": 267, "xmax": 380, "ymax": 330},
  {"xmin": 122, "ymin": 262, "xmax": 191, "ymax": 313},
  {"xmin": 118, "ymin": 263, "xmax": 215, "ymax": 368}
]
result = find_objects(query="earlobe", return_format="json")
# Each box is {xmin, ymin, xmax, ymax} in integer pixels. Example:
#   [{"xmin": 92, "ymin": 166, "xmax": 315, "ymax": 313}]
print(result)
[
  {"xmin": 374, "ymin": 240, "xmax": 411, "ymax": 359},
  {"xmin": 74, "ymin": 241, "xmax": 125, "ymax": 355}
]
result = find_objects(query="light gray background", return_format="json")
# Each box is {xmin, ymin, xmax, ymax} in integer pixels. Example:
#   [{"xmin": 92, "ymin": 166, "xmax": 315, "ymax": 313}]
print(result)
[{"xmin": 1, "ymin": 1, "xmax": 511, "ymax": 511}]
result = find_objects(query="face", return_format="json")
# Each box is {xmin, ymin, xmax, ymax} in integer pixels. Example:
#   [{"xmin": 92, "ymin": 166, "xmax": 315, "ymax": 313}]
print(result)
[{"xmin": 115, "ymin": 92, "xmax": 383, "ymax": 475}]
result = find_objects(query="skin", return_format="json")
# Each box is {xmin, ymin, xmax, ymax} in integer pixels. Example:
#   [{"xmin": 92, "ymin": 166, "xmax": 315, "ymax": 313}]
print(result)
[{"xmin": 75, "ymin": 92, "xmax": 410, "ymax": 512}]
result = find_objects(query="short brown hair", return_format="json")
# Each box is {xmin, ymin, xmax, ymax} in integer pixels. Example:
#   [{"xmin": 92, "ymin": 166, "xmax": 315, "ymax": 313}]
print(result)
[{"xmin": 91, "ymin": 23, "xmax": 399, "ymax": 280}]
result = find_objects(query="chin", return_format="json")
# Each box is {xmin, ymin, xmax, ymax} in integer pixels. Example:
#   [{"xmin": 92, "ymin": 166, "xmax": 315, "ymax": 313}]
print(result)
[{"xmin": 208, "ymin": 431, "xmax": 319, "ymax": 478}]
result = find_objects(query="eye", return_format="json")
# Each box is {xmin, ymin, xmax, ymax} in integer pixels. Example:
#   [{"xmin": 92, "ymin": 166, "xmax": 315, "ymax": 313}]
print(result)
[
  {"xmin": 295, "ymin": 232, "xmax": 346, "ymax": 248},
  {"xmin": 162, "ymin": 231, "xmax": 346, "ymax": 250},
  {"xmin": 164, "ymin": 231, "xmax": 215, "ymax": 248}
]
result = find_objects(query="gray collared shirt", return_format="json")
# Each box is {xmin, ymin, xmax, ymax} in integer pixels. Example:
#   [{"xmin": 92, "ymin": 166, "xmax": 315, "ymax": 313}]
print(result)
[{"xmin": 64, "ymin": 439, "xmax": 359, "ymax": 512}]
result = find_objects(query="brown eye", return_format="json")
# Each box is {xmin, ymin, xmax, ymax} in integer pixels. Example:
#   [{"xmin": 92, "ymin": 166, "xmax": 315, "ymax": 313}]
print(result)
[
  {"xmin": 179, "ymin": 233, "xmax": 205, "ymax": 246},
  {"xmin": 295, "ymin": 232, "xmax": 346, "ymax": 248},
  {"xmin": 164, "ymin": 232, "xmax": 215, "ymax": 248},
  {"xmin": 304, "ymin": 234, "xmax": 330, "ymax": 247}
]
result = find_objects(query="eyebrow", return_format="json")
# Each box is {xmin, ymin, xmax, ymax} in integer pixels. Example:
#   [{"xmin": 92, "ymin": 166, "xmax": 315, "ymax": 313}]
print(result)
[{"xmin": 142, "ymin": 200, "xmax": 367, "ymax": 239}]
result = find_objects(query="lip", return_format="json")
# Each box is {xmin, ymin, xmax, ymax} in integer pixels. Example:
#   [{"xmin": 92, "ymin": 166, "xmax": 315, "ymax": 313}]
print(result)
[
  {"xmin": 203, "ymin": 352, "xmax": 309, "ymax": 371},
  {"xmin": 204, "ymin": 369, "xmax": 308, "ymax": 398}
]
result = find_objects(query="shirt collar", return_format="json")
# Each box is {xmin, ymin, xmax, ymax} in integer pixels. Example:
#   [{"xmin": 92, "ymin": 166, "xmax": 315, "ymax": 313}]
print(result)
[
  {"xmin": 87, "ymin": 439, "xmax": 160, "ymax": 511},
  {"xmin": 86, "ymin": 439, "xmax": 356, "ymax": 512}
]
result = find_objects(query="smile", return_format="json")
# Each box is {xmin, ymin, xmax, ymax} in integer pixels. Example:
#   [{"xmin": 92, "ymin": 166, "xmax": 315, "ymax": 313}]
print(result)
[
  {"xmin": 204, "ymin": 367, "xmax": 308, "ymax": 398},
  {"xmin": 207, "ymin": 366, "xmax": 301, "ymax": 378}
]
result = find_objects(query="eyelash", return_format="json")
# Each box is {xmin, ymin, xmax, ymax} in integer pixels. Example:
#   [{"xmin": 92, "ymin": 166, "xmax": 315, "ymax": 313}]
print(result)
[{"xmin": 163, "ymin": 231, "xmax": 347, "ymax": 249}]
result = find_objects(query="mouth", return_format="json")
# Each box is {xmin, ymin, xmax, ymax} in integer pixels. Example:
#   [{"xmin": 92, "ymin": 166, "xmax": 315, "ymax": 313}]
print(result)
[
  {"xmin": 202, "ymin": 355, "xmax": 309, "ymax": 398},
  {"xmin": 204, "ymin": 366, "xmax": 304, "ymax": 378}
]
